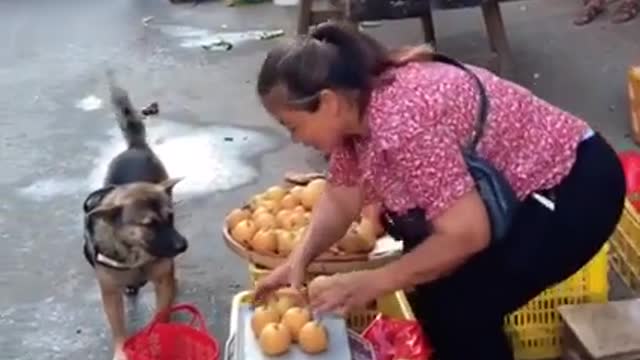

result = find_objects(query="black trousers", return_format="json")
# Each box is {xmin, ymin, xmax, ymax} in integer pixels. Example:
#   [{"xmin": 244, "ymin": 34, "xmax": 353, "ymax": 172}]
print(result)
[{"xmin": 397, "ymin": 133, "xmax": 625, "ymax": 360}]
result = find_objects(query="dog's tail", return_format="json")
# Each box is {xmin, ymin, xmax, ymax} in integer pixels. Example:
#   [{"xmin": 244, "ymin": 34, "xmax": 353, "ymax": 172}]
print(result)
[{"xmin": 107, "ymin": 70, "xmax": 147, "ymax": 149}]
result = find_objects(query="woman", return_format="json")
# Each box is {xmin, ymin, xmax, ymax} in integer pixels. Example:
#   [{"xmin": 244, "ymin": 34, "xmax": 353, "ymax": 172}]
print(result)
[{"xmin": 254, "ymin": 22, "xmax": 625, "ymax": 359}]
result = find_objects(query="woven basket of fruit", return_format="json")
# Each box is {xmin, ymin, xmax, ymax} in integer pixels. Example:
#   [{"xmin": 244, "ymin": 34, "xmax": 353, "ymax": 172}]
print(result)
[{"xmin": 222, "ymin": 175, "xmax": 403, "ymax": 273}]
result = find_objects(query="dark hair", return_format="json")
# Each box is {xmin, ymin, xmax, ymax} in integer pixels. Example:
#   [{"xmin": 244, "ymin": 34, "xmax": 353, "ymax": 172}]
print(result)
[{"xmin": 257, "ymin": 21, "xmax": 433, "ymax": 112}]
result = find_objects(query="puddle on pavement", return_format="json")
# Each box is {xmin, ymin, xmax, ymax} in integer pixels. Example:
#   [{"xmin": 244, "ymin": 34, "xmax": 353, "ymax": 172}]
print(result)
[
  {"xmin": 19, "ymin": 178, "xmax": 86, "ymax": 199},
  {"xmin": 74, "ymin": 95, "xmax": 103, "ymax": 111},
  {"xmin": 151, "ymin": 24, "xmax": 284, "ymax": 50},
  {"xmin": 18, "ymin": 115, "xmax": 282, "ymax": 201}
]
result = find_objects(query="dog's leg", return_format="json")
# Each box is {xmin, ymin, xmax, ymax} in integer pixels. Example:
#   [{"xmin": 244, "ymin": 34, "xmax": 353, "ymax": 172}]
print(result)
[
  {"xmin": 150, "ymin": 260, "xmax": 176, "ymax": 322},
  {"xmin": 96, "ymin": 268, "xmax": 128, "ymax": 360}
]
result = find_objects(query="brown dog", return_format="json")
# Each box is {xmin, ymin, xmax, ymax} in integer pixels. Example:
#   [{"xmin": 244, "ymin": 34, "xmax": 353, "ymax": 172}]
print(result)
[{"xmin": 82, "ymin": 73, "xmax": 188, "ymax": 360}]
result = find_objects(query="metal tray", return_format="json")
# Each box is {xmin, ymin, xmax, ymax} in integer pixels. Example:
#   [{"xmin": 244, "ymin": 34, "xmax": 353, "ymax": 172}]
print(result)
[{"xmin": 226, "ymin": 303, "xmax": 351, "ymax": 360}]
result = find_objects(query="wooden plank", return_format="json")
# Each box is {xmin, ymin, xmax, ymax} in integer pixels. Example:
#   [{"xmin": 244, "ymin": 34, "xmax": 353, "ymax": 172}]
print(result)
[
  {"xmin": 338, "ymin": 0, "xmax": 432, "ymax": 21},
  {"xmin": 559, "ymin": 300, "xmax": 640, "ymax": 359},
  {"xmin": 628, "ymin": 66, "xmax": 640, "ymax": 146}
]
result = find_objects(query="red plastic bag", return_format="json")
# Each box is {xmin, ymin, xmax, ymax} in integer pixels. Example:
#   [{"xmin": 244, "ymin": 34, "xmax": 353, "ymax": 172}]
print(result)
[
  {"xmin": 361, "ymin": 314, "xmax": 433, "ymax": 360},
  {"xmin": 618, "ymin": 150, "xmax": 640, "ymax": 210}
]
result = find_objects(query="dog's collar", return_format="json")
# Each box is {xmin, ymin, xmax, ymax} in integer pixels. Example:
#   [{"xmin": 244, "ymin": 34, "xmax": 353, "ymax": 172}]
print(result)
[{"xmin": 95, "ymin": 253, "xmax": 132, "ymax": 270}]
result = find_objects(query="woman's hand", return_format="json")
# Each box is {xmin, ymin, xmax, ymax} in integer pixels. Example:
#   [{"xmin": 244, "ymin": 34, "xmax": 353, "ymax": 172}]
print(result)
[
  {"xmin": 254, "ymin": 257, "xmax": 306, "ymax": 303},
  {"xmin": 308, "ymin": 269, "xmax": 393, "ymax": 316},
  {"xmin": 254, "ymin": 182, "xmax": 364, "ymax": 304}
]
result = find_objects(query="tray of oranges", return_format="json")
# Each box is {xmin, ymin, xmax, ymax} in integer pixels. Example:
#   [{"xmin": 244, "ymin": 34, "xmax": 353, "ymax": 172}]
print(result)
[
  {"xmin": 226, "ymin": 276, "xmax": 363, "ymax": 360},
  {"xmin": 222, "ymin": 175, "xmax": 403, "ymax": 273}
]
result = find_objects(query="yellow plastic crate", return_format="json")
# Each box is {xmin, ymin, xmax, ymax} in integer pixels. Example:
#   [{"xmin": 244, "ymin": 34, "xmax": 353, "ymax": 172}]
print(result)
[
  {"xmin": 250, "ymin": 245, "xmax": 607, "ymax": 360},
  {"xmin": 609, "ymin": 199, "xmax": 640, "ymax": 292},
  {"xmin": 504, "ymin": 243, "xmax": 609, "ymax": 360}
]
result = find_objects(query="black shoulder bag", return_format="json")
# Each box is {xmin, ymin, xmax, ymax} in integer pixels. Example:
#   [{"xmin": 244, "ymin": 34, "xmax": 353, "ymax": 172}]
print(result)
[{"xmin": 382, "ymin": 54, "xmax": 520, "ymax": 249}]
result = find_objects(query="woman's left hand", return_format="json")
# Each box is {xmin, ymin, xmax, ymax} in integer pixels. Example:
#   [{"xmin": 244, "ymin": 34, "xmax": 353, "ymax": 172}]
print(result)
[{"xmin": 309, "ymin": 269, "xmax": 393, "ymax": 316}]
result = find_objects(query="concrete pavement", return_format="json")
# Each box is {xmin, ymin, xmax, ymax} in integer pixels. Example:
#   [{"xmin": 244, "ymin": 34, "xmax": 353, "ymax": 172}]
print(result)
[{"xmin": 0, "ymin": 0, "xmax": 638, "ymax": 359}]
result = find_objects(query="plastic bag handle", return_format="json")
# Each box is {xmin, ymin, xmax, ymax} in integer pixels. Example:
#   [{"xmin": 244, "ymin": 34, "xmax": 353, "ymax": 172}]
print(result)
[
  {"xmin": 144, "ymin": 303, "xmax": 208, "ymax": 334},
  {"xmin": 224, "ymin": 334, "xmax": 235, "ymax": 360}
]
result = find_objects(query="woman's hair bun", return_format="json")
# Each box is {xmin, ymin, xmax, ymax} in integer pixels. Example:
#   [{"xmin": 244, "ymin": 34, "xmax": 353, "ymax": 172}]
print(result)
[
  {"xmin": 310, "ymin": 22, "xmax": 354, "ymax": 45},
  {"xmin": 309, "ymin": 22, "xmax": 388, "ymax": 80}
]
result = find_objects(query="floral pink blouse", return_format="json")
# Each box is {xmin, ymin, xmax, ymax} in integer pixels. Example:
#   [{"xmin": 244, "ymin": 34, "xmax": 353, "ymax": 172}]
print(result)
[{"xmin": 327, "ymin": 61, "xmax": 590, "ymax": 219}]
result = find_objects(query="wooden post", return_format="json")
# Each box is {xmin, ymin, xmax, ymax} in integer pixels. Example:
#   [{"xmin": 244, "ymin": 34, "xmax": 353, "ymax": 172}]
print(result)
[
  {"xmin": 297, "ymin": 0, "xmax": 314, "ymax": 35},
  {"xmin": 481, "ymin": 0, "xmax": 515, "ymax": 78},
  {"xmin": 419, "ymin": 6, "xmax": 436, "ymax": 47}
]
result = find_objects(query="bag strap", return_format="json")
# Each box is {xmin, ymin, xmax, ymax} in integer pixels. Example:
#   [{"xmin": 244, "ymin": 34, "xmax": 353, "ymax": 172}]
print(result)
[{"xmin": 431, "ymin": 53, "xmax": 489, "ymax": 152}]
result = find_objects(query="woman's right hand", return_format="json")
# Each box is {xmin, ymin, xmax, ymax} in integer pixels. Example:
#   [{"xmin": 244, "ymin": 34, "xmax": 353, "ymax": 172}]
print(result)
[
  {"xmin": 254, "ymin": 257, "xmax": 306, "ymax": 303},
  {"xmin": 254, "ymin": 183, "xmax": 363, "ymax": 303}
]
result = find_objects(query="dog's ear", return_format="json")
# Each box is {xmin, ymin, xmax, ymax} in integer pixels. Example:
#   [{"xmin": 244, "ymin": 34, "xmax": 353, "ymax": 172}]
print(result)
[
  {"xmin": 87, "ymin": 204, "xmax": 122, "ymax": 221},
  {"xmin": 159, "ymin": 177, "xmax": 183, "ymax": 195}
]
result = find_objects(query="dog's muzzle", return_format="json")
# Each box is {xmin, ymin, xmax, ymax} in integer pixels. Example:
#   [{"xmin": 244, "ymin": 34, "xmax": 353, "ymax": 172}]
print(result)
[{"xmin": 148, "ymin": 224, "xmax": 189, "ymax": 258}]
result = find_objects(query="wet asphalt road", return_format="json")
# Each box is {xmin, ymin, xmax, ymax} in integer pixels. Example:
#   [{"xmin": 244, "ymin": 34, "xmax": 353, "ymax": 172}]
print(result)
[
  {"xmin": 0, "ymin": 1, "xmax": 325, "ymax": 359},
  {"xmin": 1, "ymin": 0, "xmax": 639, "ymax": 359}
]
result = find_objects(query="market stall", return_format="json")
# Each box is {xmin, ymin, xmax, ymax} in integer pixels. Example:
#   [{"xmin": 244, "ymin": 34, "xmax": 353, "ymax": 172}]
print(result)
[{"xmin": 222, "ymin": 174, "xmax": 611, "ymax": 359}]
